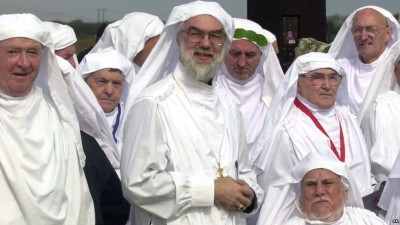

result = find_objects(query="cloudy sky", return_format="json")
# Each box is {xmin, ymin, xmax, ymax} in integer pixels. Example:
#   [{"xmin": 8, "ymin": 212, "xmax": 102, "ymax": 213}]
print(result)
[{"xmin": 2, "ymin": 0, "xmax": 399, "ymax": 23}]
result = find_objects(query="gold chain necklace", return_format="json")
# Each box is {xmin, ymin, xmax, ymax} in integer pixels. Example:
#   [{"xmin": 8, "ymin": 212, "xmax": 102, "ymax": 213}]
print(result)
[{"xmin": 172, "ymin": 74, "xmax": 225, "ymax": 179}]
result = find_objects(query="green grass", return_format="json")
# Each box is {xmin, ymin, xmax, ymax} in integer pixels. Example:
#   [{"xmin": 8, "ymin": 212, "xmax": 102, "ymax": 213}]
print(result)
[{"xmin": 76, "ymin": 35, "xmax": 96, "ymax": 53}]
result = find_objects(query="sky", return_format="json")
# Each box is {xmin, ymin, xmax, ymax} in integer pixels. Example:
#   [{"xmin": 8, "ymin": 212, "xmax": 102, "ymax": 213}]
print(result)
[{"xmin": 2, "ymin": 0, "xmax": 400, "ymax": 23}]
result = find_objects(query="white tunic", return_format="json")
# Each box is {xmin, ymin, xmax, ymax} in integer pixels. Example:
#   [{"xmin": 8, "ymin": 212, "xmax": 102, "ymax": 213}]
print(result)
[
  {"xmin": 0, "ymin": 88, "xmax": 94, "ymax": 225},
  {"xmin": 120, "ymin": 63, "xmax": 263, "ymax": 225},
  {"xmin": 361, "ymin": 89, "xmax": 400, "ymax": 183},
  {"xmin": 337, "ymin": 52, "xmax": 386, "ymax": 115},
  {"xmin": 285, "ymin": 207, "xmax": 386, "ymax": 225},
  {"xmin": 255, "ymin": 98, "xmax": 375, "ymax": 225}
]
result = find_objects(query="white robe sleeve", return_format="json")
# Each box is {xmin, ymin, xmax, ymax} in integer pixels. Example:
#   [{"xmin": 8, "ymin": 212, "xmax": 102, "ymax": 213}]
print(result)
[
  {"xmin": 256, "ymin": 127, "xmax": 299, "ymax": 225},
  {"xmin": 361, "ymin": 91, "xmax": 400, "ymax": 184},
  {"xmin": 120, "ymin": 97, "xmax": 214, "ymax": 220}
]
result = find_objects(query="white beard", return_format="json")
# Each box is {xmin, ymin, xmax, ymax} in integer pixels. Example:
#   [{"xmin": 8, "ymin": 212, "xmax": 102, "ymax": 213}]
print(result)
[{"xmin": 179, "ymin": 44, "xmax": 224, "ymax": 83}]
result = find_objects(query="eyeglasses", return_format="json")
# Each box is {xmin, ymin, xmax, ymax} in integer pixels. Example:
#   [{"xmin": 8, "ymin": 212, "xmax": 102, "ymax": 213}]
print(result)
[
  {"xmin": 299, "ymin": 73, "xmax": 343, "ymax": 86},
  {"xmin": 181, "ymin": 28, "xmax": 226, "ymax": 46},
  {"xmin": 351, "ymin": 25, "xmax": 388, "ymax": 37}
]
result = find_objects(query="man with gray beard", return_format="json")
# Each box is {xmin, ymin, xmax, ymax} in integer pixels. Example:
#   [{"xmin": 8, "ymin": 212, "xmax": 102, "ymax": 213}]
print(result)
[{"xmin": 120, "ymin": 1, "xmax": 263, "ymax": 225}]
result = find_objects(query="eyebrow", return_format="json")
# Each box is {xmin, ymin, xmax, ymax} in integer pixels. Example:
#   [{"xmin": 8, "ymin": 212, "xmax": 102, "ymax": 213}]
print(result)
[{"xmin": 186, "ymin": 26, "xmax": 224, "ymax": 33}]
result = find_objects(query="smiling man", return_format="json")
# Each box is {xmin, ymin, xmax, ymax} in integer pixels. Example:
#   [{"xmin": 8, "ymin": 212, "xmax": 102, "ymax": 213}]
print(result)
[
  {"xmin": 0, "ymin": 13, "xmax": 94, "ymax": 224},
  {"xmin": 285, "ymin": 154, "xmax": 385, "ymax": 225},
  {"xmin": 120, "ymin": 2, "xmax": 263, "ymax": 225},
  {"xmin": 328, "ymin": 6, "xmax": 400, "ymax": 116},
  {"xmin": 254, "ymin": 52, "xmax": 376, "ymax": 225}
]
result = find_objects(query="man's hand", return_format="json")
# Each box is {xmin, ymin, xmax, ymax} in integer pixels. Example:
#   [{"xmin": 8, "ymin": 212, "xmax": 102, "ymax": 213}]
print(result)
[{"xmin": 214, "ymin": 177, "xmax": 254, "ymax": 212}]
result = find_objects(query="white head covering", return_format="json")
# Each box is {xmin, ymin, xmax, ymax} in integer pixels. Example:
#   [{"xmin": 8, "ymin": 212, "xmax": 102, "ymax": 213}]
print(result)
[
  {"xmin": 0, "ymin": 13, "xmax": 94, "ymax": 224},
  {"xmin": 214, "ymin": 18, "xmax": 284, "ymax": 164},
  {"xmin": 0, "ymin": 14, "xmax": 85, "ymax": 166},
  {"xmin": 252, "ymin": 52, "xmax": 345, "ymax": 170},
  {"xmin": 80, "ymin": 48, "xmax": 133, "ymax": 79},
  {"xmin": 43, "ymin": 21, "xmax": 79, "ymax": 66},
  {"xmin": 43, "ymin": 21, "xmax": 77, "ymax": 50},
  {"xmin": 357, "ymin": 39, "xmax": 400, "ymax": 122},
  {"xmin": 77, "ymin": 49, "xmax": 134, "ymax": 170},
  {"xmin": 264, "ymin": 29, "xmax": 277, "ymax": 43},
  {"xmin": 328, "ymin": 5, "xmax": 400, "ymax": 60},
  {"xmin": 79, "ymin": 48, "xmax": 133, "ymax": 111},
  {"xmin": 122, "ymin": 1, "xmax": 234, "ymax": 115},
  {"xmin": 90, "ymin": 12, "xmax": 164, "ymax": 63},
  {"xmin": 288, "ymin": 153, "xmax": 363, "ymax": 215}
]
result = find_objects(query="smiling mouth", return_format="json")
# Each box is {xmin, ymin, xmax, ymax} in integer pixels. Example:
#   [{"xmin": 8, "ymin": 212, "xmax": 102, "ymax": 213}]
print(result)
[{"xmin": 360, "ymin": 42, "xmax": 372, "ymax": 47}]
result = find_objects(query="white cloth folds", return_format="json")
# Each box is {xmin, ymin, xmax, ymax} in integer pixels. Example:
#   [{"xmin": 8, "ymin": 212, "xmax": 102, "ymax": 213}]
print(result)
[
  {"xmin": 214, "ymin": 18, "xmax": 284, "ymax": 166},
  {"xmin": 0, "ymin": 13, "xmax": 94, "ymax": 225}
]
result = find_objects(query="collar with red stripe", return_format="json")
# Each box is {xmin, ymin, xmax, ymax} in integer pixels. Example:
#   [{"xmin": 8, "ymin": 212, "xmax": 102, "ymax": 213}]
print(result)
[{"xmin": 294, "ymin": 97, "xmax": 345, "ymax": 162}]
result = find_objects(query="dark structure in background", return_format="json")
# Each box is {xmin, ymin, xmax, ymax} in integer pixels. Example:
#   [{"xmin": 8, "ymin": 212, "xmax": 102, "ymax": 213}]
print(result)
[{"xmin": 248, "ymin": 0, "xmax": 326, "ymax": 71}]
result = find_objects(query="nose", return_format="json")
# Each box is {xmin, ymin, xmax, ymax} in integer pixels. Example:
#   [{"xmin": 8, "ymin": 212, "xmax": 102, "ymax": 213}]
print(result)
[
  {"xmin": 360, "ymin": 28, "xmax": 369, "ymax": 40},
  {"xmin": 321, "ymin": 77, "xmax": 332, "ymax": 89},
  {"xmin": 17, "ymin": 52, "xmax": 29, "ymax": 68},
  {"xmin": 198, "ymin": 33, "xmax": 212, "ymax": 48},
  {"xmin": 104, "ymin": 82, "xmax": 114, "ymax": 95},
  {"xmin": 315, "ymin": 183, "xmax": 325, "ymax": 197},
  {"xmin": 238, "ymin": 55, "xmax": 246, "ymax": 67}
]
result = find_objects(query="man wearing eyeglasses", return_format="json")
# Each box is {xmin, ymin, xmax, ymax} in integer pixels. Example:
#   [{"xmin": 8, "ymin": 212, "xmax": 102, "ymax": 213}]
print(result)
[
  {"xmin": 120, "ymin": 2, "xmax": 264, "ymax": 225},
  {"xmin": 328, "ymin": 6, "xmax": 400, "ymax": 116},
  {"xmin": 253, "ymin": 52, "xmax": 376, "ymax": 225}
]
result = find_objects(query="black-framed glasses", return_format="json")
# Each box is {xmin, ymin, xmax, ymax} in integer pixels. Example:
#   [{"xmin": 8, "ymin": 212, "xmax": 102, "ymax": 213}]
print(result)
[
  {"xmin": 299, "ymin": 73, "xmax": 343, "ymax": 86},
  {"xmin": 351, "ymin": 25, "xmax": 388, "ymax": 37},
  {"xmin": 181, "ymin": 28, "xmax": 226, "ymax": 46}
]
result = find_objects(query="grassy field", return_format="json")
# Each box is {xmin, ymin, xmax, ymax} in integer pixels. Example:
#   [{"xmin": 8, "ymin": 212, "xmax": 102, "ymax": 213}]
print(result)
[{"xmin": 76, "ymin": 35, "xmax": 96, "ymax": 54}]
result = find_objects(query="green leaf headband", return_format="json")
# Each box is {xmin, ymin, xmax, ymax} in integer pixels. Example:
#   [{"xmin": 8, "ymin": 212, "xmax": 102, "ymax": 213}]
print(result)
[{"xmin": 233, "ymin": 28, "xmax": 268, "ymax": 47}]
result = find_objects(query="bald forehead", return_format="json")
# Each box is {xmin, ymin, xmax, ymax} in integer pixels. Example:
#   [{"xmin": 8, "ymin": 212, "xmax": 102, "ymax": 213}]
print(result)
[{"xmin": 353, "ymin": 8, "xmax": 388, "ymax": 26}]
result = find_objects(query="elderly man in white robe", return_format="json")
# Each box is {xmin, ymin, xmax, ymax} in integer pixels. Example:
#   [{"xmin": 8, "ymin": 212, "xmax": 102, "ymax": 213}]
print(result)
[
  {"xmin": 120, "ymin": 1, "xmax": 264, "ymax": 225},
  {"xmin": 328, "ymin": 6, "xmax": 400, "ymax": 116},
  {"xmin": 285, "ymin": 153, "xmax": 385, "ymax": 225},
  {"xmin": 253, "ymin": 52, "xmax": 376, "ymax": 225},
  {"xmin": 0, "ymin": 13, "xmax": 94, "ymax": 224},
  {"xmin": 214, "ymin": 18, "xmax": 283, "ymax": 170},
  {"xmin": 78, "ymin": 48, "xmax": 133, "ymax": 174}
]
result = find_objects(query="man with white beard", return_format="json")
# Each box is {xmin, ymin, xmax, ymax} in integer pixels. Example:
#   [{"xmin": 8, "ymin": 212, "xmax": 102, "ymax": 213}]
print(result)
[{"xmin": 120, "ymin": 1, "xmax": 263, "ymax": 225}]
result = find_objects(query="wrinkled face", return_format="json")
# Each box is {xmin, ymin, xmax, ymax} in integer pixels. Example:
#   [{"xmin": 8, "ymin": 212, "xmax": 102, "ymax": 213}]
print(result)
[
  {"xmin": 133, "ymin": 35, "xmax": 160, "ymax": 67},
  {"xmin": 85, "ymin": 68, "xmax": 124, "ymax": 113},
  {"xmin": 177, "ymin": 15, "xmax": 226, "ymax": 83},
  {"xmin": 352, "ymin": 8, "xmax": 392, "ymax": 64},
  {"xmin": 300, "ymin": 168, "xmax": 348, "ymax": 222},
  {"xmin": 224, "ymin": 39, "xmax": 261, "ymax": 80},
  {"xmin": 55, "ymin": 44, "xmax": 76, "ymax": 68},
  {"xmin": 0, "ymin": 37, "xmax": 42, "ymax": 97},
  {"xmin": 297, "ymin": 68, "xmax": 340, "ymax": 109}
]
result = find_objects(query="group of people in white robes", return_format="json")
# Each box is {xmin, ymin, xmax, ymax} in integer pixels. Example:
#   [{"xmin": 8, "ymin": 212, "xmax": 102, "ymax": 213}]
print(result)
[{"xmin": 3, "ymin": 2, "xmax": 400, "ymax": 225}]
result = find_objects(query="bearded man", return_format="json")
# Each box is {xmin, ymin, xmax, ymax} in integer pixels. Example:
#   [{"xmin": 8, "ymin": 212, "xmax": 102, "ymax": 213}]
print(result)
[{"xmin": 120, "ymin": 1, "xmax": 263, "ymax": 225}]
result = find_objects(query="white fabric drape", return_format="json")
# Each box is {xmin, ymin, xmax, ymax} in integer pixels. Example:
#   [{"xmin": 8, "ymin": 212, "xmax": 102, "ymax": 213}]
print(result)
[
  {"xmin": 75, "ymin": 48, "xmax": 134, "ymax": 174},
  {"xmin": 121, "ymin": 62, "xmax": 263, "ymax": 225},
  {"xmin": 253, "ymin": 53, "xmax": 375, "ymax": 225},
  {"xmin": 214, "ymin": 18, "xmax": 284, "ymax": 166},
  {"xmin": 328, "ymin": 6, "xmax": 400, "ymax": 115},
  {"xmin": 0, "ymin": 13, "xmax": 94, "ymax": 225}
]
